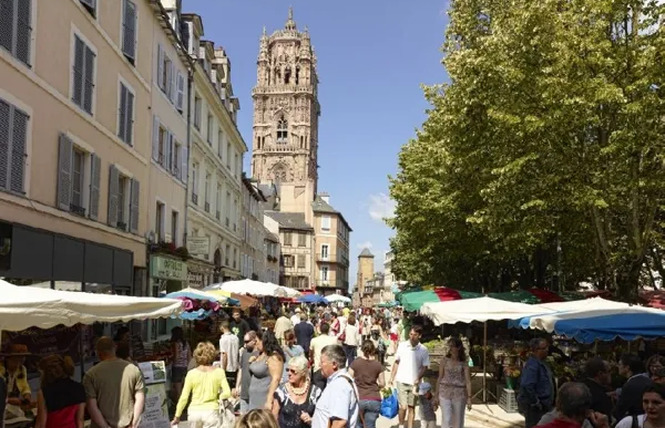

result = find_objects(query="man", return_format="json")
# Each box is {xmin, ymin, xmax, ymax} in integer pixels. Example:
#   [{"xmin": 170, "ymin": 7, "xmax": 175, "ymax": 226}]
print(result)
[
  {"xmin": 310, "ymin": 322, "xmax": 338, "ymax": 390},
  {"xmin": 518, "ymin": 338, "xmax": 555, "ymax": 428},
  {"xmin": 536, "ymin": 382, "xmax": 609, "ymax": 428},
  {"xmin": 234, "ymin": 331, "xmax": 258, "ymax": 414},
  {"xmin": 312, "ymin": 344, "xmax": 359, "ymax": 428},
  {"xmin": 230, "ymin": 308, "xmax": 251, "ymax": 344},
  {"xmin": 219, "ymin": 320, "xmax": 240, "ymax": 387},
  {"xmin": 274, "ymin": 310, "xmax": 293, "ymax": 345},
  {"xmin": 389, "ymin": 325, "xmax": 430, "ymax": 428},
  {"xmin": 582, "ymin": 357, "xmax": 613, "ymax": 422},
  {"xmin": 291, "ymin": 308, "xmax": 303, "ymax": 326},
  {"xmin": 613, "ymin": 354, "xmax": 651, "ymax": 421},
  {"xmin": 83, "ymin": 337, "xmax": 145, "ymax": 428},
  {"xmin": 294, "ymin": 313, "xmax": 315, "ymax": 355}
]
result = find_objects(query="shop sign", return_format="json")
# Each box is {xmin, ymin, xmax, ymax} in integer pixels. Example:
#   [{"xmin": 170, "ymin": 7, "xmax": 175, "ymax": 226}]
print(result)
[
  {"xmin": 151, "ymin": 255, "xmax": 187, "ymax": 281},
  {"xmin": 187, "ymin": 236, "xmax": 210, "ymax": 256}
]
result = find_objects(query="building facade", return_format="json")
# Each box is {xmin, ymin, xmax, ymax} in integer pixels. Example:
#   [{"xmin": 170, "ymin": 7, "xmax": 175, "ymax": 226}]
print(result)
[
  {"xmin": 240, "ymin": 176, "xmax": 267, "ymax": 281},
  {"xmin": 181, "ymin": 13, "xmax": 246, "ymax": 286},
  {"xmin": 0, "ymin": 0, "xmax": 190, "ymax": 296},
  {"xmin": 312, "ymin": 194, "xmax": 351, "ymax": 295},
  {"xmin": 353, "ymin": 248, "xmax": 375, "ymax": 307},
  {"xmin": 265, "ymin": 211, "xmax": 314, "ymax": 290},
  {"xmin": 382, "ymin": 250, "xmax": 403, "ymax": 303},
  {"xmin": 263, "ymin": 214, "xmax": 282, "ymax": 284}
]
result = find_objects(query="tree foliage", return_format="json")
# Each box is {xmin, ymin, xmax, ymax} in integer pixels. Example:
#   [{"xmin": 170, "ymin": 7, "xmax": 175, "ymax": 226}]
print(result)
[{"xmin": 389, "ymin": 0, "xmax": 665, "ymax": 301}]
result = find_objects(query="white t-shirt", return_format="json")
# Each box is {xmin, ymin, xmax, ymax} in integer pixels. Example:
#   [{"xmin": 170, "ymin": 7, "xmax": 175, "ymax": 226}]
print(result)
[
  {"xmin": 615, "ymin": 414, "xmax": 646, "ymax": 428},
  {"xmin": 394, "ymin": 341, "xmax": 430, "ymax": 385},
  {"xmin": 291, "ymin": 314, "xmax": 302, "ymax": 325},
  {"xmin": 310, "ymin": 334, "xmax": 339, "ymax": 371},
  {"xmin": 219, "ymin": 333, "xmax": 239, "ymax": 372}
]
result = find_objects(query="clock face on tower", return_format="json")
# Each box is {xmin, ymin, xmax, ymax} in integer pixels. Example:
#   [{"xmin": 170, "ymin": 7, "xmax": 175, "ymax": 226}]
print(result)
[{"xmin": 251, "ymin": 9, "xmax": 320, "ymax": 189}]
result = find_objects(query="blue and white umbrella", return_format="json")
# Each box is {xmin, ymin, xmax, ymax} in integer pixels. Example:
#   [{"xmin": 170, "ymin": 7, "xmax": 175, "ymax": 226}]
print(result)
[{"xmin": 297, "ymin": 294, "xmax": 328, "ymax": 304}]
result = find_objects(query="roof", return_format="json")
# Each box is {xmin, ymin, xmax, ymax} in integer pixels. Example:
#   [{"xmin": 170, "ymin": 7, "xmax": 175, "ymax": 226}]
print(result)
[
  {"xmin": 311, "ymin": 195, "xmax": 352, "ymax": 231},
  {"xmin": 265, "ymin": 211, "xmax": 313, "ymax": 231},
  {"xmin": 359, "ymin": 248, "xmax": 374, "ymax": 257}
]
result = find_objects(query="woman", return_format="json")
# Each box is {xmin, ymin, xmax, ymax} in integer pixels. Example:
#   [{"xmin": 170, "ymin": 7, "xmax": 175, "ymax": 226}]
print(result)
[
  {"xmin": 0, "ymin": 344, "xmax": 32, "ymax": 406},
  {"xmin": 272, "ymin": 355, "xmax": 322, "ymax": 428},
  {"xmin": 349, "ymin": 341, "xmax": 385, "ymax": 428},
  {"xmin": 35, "ymin": 355, "xmax": 85, "ymax": 428},
  {"xmin": 341, "ymin": 314, "xmax": 361, "ymax": 366},
  {"xmin": 249, "ymin": 330, "xmax": 285, "ymax": 411},
  {"xmin": 282, "ymin": 330, "xmax": 305, "ymax": 383},
  {"xmin": 434, "ymin": 337, "xmax": 472, "ymax": 428},
  {"xmin": 171, "ymin": 342, "xmax": 231, "ymax": 428},
  {"xmin": 369, "ymin": 318, "xmax": 387, "ymax": 366},
  {"xmin": 236, "ymin": 409, "xmax": 280, "ymax": 428},
  {"xmin": 616, "ymin": 384, "xmax": 665, "ymax": 428},
  {"xmin": 170, "ymin": 326, "xmax": 191, "ymax": 404}
]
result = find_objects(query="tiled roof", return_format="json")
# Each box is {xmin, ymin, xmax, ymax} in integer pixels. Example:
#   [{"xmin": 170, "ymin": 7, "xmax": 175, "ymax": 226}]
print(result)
[
  {"xmin": 312, "ymin": 195, "xmax": 338, "ymax": 214},
  {"xmin": 359, "ymin": 248, "xmax": 374, "ymax": 257},
  {"xmin": 265, "ymin": 211, "xmax": 313, "ymax": 231}
]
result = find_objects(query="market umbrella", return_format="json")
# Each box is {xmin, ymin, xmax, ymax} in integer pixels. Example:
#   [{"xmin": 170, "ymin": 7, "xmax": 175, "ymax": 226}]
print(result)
[
  {"xmin": 207, "ymin": 279, "xmax": 295, "ymax": 297},
  {"xmin": 204, "ymin": 289, "xmax": 258, "ymax": 310},
  {"xmin": 508, "ymin": 297, "xmax": 630, "ymax": 329},
  {"xmin": 325, "ymin": 294, "xmax": 351, "ymax": 303},
  {"xmin": 297, "ymin": 294, "xmax": 328, "ymax": 304},
  {"xmin": 399, "ymin": 287, "xmax": 481, "ymax": 311}
]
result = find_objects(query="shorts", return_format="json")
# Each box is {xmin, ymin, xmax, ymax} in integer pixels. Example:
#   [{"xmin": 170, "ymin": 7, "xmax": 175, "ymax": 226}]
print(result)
[
  {"xmin": 397, "ymin": 382, "xmax": 418, "ymax": 407},
  {"xmin": 172, "ymin": 366, "xmax": 187, "ymax": 383}
]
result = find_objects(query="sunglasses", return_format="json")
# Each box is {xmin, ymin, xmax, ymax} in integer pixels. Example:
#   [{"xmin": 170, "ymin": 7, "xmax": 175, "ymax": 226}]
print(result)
[{"xmin": 288, "ymin": 368, "xmax": 299, "ymax": 375}]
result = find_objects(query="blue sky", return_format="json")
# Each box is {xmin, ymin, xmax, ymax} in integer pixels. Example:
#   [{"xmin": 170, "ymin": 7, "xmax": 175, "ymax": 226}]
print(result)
[{"xmin": 183, "ymin": 0, "xmax": 449, "ymax": 285}]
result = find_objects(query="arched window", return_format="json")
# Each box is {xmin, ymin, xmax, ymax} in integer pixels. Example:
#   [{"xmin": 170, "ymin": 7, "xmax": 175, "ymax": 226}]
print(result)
[
  {"xmin": 277, "ymin": 117, "xmax": 288, "ymax": 144},
  {"xmin": 284, "ymin": 67, "xmax": 291, "ymax": 84}
]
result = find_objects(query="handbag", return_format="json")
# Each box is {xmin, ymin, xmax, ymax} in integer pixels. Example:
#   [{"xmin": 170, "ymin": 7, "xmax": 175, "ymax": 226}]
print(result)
[
  {"xmin": 219, "ymin": 398, "xmax": 236, "ymax": 428},
  {"xmin": 339, "ymin": 327, "xmax": 347, "ymax": 342}
]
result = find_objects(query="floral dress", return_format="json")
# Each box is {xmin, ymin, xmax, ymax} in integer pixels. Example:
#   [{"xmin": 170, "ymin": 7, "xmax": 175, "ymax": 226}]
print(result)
[{"xmin": 439, "ymin": 357, "xmax": 468, "ymax": 401}]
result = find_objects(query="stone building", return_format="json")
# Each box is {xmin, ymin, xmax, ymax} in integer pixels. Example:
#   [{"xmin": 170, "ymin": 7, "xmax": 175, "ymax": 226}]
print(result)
[
  {"xmin": 312, "ymin": 194, "xmax": 351, "ymax": 294},
  {"xmin": 240, "ymin": 176, "xmax": 268, "ymax": 281},
  {"xmin": 250, "ymin": 9, "xmax": 351, "ymax": 294},
  {"xmin": 353, "ymin": 248, "xmax": 375, "ymax": 307}
]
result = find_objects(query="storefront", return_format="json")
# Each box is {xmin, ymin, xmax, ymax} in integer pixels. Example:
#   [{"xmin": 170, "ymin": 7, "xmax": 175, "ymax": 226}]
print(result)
[
  {"xmin": 148, "ymin": 254, "xmax": 187, "ymax": 340},
  {"xmin": 187, "ymin": 258, "xmax": 215, "ymax": 289}
]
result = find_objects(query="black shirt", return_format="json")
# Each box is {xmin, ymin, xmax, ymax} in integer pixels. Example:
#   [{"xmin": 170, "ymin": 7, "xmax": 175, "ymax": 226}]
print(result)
[
  {"xmin": 42, "ymin": 378, "xmax": 86, "ymax": 412},
  {"xmin": 230, "ymin": 318, "xmax": 251, "ymax": 343},
  {"xmin": 583, "ymin": 378, "xmax": 612, "ymax": 421}
]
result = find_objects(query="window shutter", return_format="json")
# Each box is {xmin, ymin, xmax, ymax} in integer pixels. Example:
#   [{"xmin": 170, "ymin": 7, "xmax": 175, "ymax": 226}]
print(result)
[
  {"xmin": 129, "ymin": 178, "xmax": 139, "ymax": 233},
  {"xmin": 170, "ymin": 64, "xmax": 177, "ymax": 103},
  {"xmin": 165, "ymin": 59, "xmax": 173, "ymax": 99},
  {"xmin": 152, "ymin": 115, "xmax": 159, "ymax": 161},
  {"xmin": 107, "ymin": 164, "xmax": 119, "ymax": 227},
  {"xmin": 122, "ymin": 0, "xmax": 136, "ymax": 61},
  {"xmin": 157, "ymin": 45, "xmax": 164, "ymax": 89},
  {"xmin": 126, "ymin": 90, "xmax": 134, "ymax": 145},
  {"xmin": 180, "ymin": 143, "xmax": 187, "ymax": 182},
  {"xmin": 72, "ymin": 36, "xmax": 84, "ymax": 107},
  {"xmin": 164, "ymin": 131, "xmax": 172, "ymax": 169},
  {"xmin": 83, "ymin": 45, "xmax": 95, "ymax": 113},
  {"xmin": 9, "ymin": 107, "xmax": 27, "ymax": 193},
  {"xmin": 0, "ymin": 100, "xmax": 9, "ymax": 190},
  {"xmin": 0, "ymin": 0, "xmax": 13, "ymax": 53},
  {"xmin": 89, "ymin": 153, "xmax": 101, "ymax": 220},
  {"xmin": 15, "ymin": 0, "xmax": 31, "ymax": 66},
  {"xmin": 118, "ymin": 84, "xmax": 127, "ymax": 141},
  {"xmin": 56, "ymin": 134, "xmax": 73, "ymax": 210},
  {"xmin": 176, "ymin": 72, "xmax": 185, "ymax": 111}
]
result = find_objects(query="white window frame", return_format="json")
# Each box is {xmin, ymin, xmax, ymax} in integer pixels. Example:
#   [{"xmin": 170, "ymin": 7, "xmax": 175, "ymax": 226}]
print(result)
[
  {"xmin": 320, "ymin": 266, "xmax": 329, "ymax": 282},
  {"xmin": 117, "ymin": 76, "xmax": 135, "ymax": 145},
  {"xmin": 117, "ymin": 172, "xmax": 131, "ymax": 230},
  {"xmin": 321, "ymin": 215, "xmax": 331, "ymax": 232},
  {"xmin": 155, "ymin": 199, "xmax": 165, "ymax": 242},
  {"xmin": 69, "ymin": 27, "xmax": 97, "ymax": 116},
  {"xmin": 321, "ymin": 244, "xmax": 329, "ymax": 261}
]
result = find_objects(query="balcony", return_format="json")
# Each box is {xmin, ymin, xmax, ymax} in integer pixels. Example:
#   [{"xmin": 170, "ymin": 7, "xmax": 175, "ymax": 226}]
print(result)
[
  {"xmin": 191, "ymin": 193, "xmax": 198, "ymax": 204},
  {"xmin": 316, "ymin": 253, "xmax": 335, "ymax": 262}
]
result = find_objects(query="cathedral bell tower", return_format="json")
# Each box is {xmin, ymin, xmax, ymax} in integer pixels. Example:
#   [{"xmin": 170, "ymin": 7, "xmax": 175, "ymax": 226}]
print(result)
[{"xmin": 251, "ymin": 8, "xmax": 320, "ymax": 211}]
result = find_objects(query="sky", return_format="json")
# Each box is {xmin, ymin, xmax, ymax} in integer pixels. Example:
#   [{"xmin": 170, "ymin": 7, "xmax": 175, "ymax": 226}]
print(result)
[{"xmin": 183, "ymin": 0, "xmax": 450, "ymax": 286}]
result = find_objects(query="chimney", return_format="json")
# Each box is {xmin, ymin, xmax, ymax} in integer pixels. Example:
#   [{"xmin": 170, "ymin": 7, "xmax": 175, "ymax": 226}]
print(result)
[{"xmin": 319, "ymin": 192, "xmax": 330, "ymax": 204}]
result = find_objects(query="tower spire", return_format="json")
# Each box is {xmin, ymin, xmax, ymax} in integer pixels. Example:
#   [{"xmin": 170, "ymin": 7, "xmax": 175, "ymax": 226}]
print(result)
[{"xmin": 285, "ymin": 6, "xmax": 296, "ymax": 31}]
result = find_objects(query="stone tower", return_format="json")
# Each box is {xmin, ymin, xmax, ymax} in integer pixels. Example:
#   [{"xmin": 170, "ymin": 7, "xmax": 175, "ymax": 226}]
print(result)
[
  {"xmin": 251, "ymin": 8, "xmax": 320, "ymax": 215},
  {"xmin": 357, "ymin": 248, "xmax": 374, "ymax": 295}
]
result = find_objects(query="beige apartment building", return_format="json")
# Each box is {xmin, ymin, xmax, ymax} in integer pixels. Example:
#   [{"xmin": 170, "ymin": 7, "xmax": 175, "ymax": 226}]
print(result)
[
  {"xmin": 0, "ymin": 0, "xmax": 185, "ymax": 294},
  {"xmin": 240, "ymin": 177, "xmax": 268, "ymax": 281},
  {"xmin": 312, "ymin": 194, "xmax": 351, "ymax": 295},
  {"xmin": 265, "ymin": 211, "xmax": 314, "ymax": 290},
  {"xmin": 181, "ymin": 13, "xmax": 246, "ymax": 285}
]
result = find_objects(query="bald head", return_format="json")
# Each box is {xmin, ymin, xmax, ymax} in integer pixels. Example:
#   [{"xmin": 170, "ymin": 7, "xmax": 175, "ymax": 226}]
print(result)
[{"xmin": 556, "ymin": 382, "xmax": 592, "ymax": 422}]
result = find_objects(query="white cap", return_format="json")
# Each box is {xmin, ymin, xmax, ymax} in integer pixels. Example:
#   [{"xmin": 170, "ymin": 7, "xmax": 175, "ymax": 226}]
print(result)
[
  {"xmin": 295, "ymin": 308, "xmax": 302, "ymax": 312},
  {"xmin": 418, "ymin": 381, "xmax": 431, "ymax": 395}
]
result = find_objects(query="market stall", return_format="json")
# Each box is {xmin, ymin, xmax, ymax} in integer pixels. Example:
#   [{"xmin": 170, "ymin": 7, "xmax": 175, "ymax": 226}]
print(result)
[
  {"xmin": 206, "ymin": 279, "xmax": 300, "ymax": 298},
  {"xmin": 297, "ymin": 294, "xmax": 328, "ymax": 305}
]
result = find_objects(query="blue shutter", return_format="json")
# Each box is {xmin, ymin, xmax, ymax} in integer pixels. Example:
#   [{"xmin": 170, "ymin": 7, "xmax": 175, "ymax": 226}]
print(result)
[
  {"xmin": 107, "ymin": 165, "xmax": 119, "ymax": 227},
  {"xmin": 129, "ymin": 178, "xmax": 139, "ymax": 233},
  {"xmin": 15, "ymin": 0, "xmax": 31, "ymax": 66},
  {"xmin": 0, "ymin": 100, "xmax": 9, "ymax": 190},
  {"xmin": 122, "ymin": 0, "xmax": 136, "ymax": 61},
  {"xmin": 83, "ymin": 45, "xmax": 95, "ymax": 113}
]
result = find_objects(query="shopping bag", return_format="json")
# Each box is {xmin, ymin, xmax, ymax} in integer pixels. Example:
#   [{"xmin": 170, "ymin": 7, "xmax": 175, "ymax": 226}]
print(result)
[{"xmin": 380, "ymin": 389, "xmax": 399, "ymax": 419}]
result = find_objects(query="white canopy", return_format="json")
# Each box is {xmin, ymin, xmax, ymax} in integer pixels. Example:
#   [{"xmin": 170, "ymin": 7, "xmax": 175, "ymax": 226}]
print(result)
[
  {"xmin": 535, "ymin": 297, "xmax": 630, "ymax": 313},
  {"xmin": 326, "ymin": 294, "xmax": 351, "ymax": 303},
  {"xmin": 421, "ymin": 296, "xmax": 555, "ymax": 326},
  {"xmin": 0, "ymin": 279, "xmax": 183, "ymax": 331},
  {"xmin": 523, "ymin": 304, "xmax": 660, "ymax": 333},
  {"xmin": 206, "ymin": 279, "xmax": 300, "ymax": 298}
]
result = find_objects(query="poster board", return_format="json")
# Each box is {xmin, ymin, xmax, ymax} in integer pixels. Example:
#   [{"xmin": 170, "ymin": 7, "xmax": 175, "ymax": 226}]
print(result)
[{"xmin": 138, "ymin": 361, "xmax": 170, "ymax": 428}]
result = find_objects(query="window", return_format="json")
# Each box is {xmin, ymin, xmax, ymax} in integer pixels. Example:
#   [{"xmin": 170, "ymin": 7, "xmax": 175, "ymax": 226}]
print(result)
[
  {"xmin": 71, "ymin": 149, "xmax": 84, "ymax": 210},
  {"xmin": 56, "ymin": 135, "xmax": 100, "ymax": 218},
  {"xmin": 298, "ymin": 233, "xmax": 306, "ymax": 247},
  {"xmin": 176, "ymin": 73, "xmax": 185, "ymax": 112},
  {"xmin": 217, "ymin": 130, "xmax": 224, "ymax": 158},
  {"xmin": 321, "ymin": 215, "xmax": 331, "ymax": 231},
  {"xmin": 233, "ymin": 248, "xmax": 237, "ymax": 269},
  {"xmin": 72, "ymin": 35, "xmax": 95, "ymax": 114},
  {"xmin": 321, "ymin": 244, "xmax": 329, "ymax": 260},
  {"xmin": 225, "ymin": 244, "xmax": 230, "ymax": 266},
  {"xmin": 320, "ymin": 267, "xmax": 329, "ymax": 282},
  {"xmin": 157, "ymin": 45, "xmax": 174, "ymax": 98},
  {"xmin": 118, "ymin": 82, "xmax": 134, "ymax": 145},
  {"xmin": 108, "ymin": 165, "xmax": 139, "ymax": 232},
  {"xmin": 297, "ymin": 254, "xmax": 305, "ymax": 269},
  {"xmin": 226, "ymin": 142, "xmax": 231, "ymax": 168},
  {"xmin": 0, "ymin": 0, "xmax": 32, "ymax": 66},
  {"xmin": 235, "ymin": 153, "xmax": 239, "ymax": 178},
  {"xmin": 204, "ymin": 172, "xmax": 210, "ymax": 212},
  {"xmin": 284, "ymin": 255, "xmax": 294, "ymax": 268},
  {"xmin": 171, "ymin": 210, "xmax": 178, "ymax": 246},
  {"xmin": 284, "ymin": 232, "xmax": 292, "ymax": 247},
  {"xmin": 276, "ymin": 117, "xmax": 288, "ymax": 143},
  {"xmin": 0, "ymin": 99, "xmax": 28, "ymax": 194},
  {"xmin": 225, "ymin": 191, "xmax": 231, "ymax": 227},
  {"xmin": 194, "ymin": 96, "xmax": 202, "ymax": 130},
  {"xmin": 121, "ymin": 0, "xmax": 137, "ymax": 62},
  {"xmin": 155, "ymin": 201, "xmax": 164, "ymax": 241},
  {"xmin": 173, "ymin": 141, "xmax": 181, "ymax": 177},
  {"xmin": 207, "ymin": 114, "xmax": 213, "ymax": 144},
  {"xmin": 216, "ymin": 184, "xmax": 222, "ymax": 221},
  {"xmin": 157, "ymin": 125, "xmax": 167, "ymax": 164},
  {"xmin": 191, "ymin": 163, "xmax": 199, "ymax": 204},
  {"xmin": 79, "ymin": 0, "xmax": 96, "ymax": 17}
]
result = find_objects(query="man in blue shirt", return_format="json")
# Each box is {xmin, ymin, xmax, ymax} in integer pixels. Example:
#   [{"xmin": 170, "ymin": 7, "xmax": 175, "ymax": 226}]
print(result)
[
  {"xmin": 294, "ymin": 313, "xmax": 315, "ymax": 355},
  {"xmin": 518, "ymin": 338, "xmax": 555, "ymax": 428},
  {"xmin": 312, "ymin": 344, "xmax": 359, "ymax": 428}
]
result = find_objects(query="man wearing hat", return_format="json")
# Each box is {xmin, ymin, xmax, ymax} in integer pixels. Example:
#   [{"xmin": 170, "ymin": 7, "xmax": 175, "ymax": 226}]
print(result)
[
  {"xmin": 0, "ymin": 344, "xmax": 32, "ymax": 406},
  {"xmin": 291, "ymin": 308, "xmax": 303, "ymax": 326}
]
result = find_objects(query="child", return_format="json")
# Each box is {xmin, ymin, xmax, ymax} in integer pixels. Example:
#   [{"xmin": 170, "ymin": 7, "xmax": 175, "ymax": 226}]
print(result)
[{"xmin": 418, "ymin": 381, "xmax": 438, "ymax": 428}]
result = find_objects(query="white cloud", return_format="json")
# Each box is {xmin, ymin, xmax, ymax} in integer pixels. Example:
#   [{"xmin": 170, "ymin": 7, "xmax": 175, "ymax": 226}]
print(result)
[
  {"xmin": 357, "ymin": 241, "xmax": 373, "ymax": 251},
  {"xmin": 368, "ymin": 193, "xmax": 396, "ymax": 222}
]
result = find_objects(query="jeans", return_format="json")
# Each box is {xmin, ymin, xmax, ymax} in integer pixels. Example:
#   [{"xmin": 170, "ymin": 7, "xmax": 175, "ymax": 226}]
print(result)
[
  {"xmin": 357, "ymin": 400, "xmax": 381, "ymax": 428},
  {"xmin": 441, "ymin": 398, "xmax": 466, "ymax": 428},
  {"xmin": 343, "ymin": 344, "xmax": 357, "ymax": 366},
  {"xmin": 524, "ymin": 406, "xmax": 548, "ymax": 428}
]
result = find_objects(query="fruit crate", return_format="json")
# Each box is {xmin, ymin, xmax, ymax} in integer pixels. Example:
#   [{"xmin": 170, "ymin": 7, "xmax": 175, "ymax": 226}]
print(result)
[{"xmin": 498, "ymin": 388, "xmax": 519, "ymax": 413}]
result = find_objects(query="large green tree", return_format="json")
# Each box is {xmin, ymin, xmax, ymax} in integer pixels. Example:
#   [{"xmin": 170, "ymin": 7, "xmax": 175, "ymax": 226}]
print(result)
[{"xmin": 389, "ymin": 0, "xmax": 665, "ymax": 300}]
